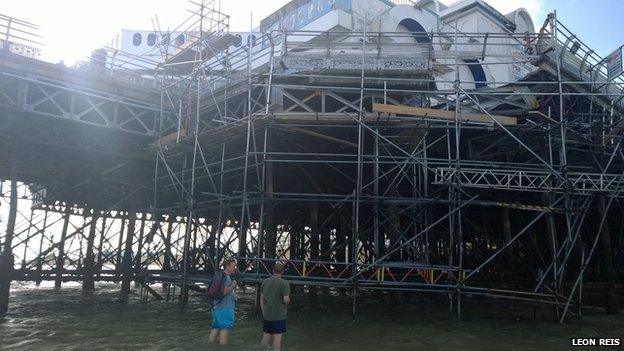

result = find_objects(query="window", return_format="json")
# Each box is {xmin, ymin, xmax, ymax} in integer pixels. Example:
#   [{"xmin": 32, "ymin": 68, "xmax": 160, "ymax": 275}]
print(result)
[
  {"xmin": 175, "ymin": 34, "xmax": 186, "ymax": 46},
  {"xmin": 133, "ymin": 33, "xmax": 142, "ymax": 46},
  {"xmin": 233, "ymin": 34, "xmax": 242, "ymax": 47},
  {"xmin": 147, "ymin": 33, "xmax": 157, "ymax": 46},
  {"xmin": 247, "ymin": 34, "xmax": 257, "ymax": 47},
  {"xmin": 161, "ymin": 33, "xmax": 170, "ymax": 45}
]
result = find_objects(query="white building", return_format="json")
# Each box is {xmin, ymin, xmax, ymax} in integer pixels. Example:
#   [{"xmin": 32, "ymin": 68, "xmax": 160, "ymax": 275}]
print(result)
[
  {"xmin": 105, "ymin": 29, "xmax": 261, "ymax": 70},
  {"xmin": 257, "ymin": 0, "xmax": 536, "ymax": 90},
  {"xmin": 102, "ymin": 0, "xmax": 537, "ymax": 91}
]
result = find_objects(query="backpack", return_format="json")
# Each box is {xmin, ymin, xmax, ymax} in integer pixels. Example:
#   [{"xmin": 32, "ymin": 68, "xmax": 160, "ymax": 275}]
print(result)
[{"xmin": 205, "ymin": 270, "xmax": 227, "ymax": 302}]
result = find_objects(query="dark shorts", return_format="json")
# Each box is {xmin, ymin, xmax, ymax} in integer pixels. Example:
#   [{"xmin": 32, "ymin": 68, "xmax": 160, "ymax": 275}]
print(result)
[{"xmin": 263, "ymin": 319, "xmax": 287, "ymax": 334}]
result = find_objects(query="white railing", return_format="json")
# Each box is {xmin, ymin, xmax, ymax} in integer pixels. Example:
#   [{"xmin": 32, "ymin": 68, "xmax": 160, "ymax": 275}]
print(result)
[{"xmin": 0, "ymin": 13, "xmax": 42, "ymax": 58}]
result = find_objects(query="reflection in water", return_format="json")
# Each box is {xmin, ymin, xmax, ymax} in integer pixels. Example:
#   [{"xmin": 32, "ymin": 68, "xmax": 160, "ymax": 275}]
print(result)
[{"xmin": 0, "ymin": 282, "xmax": 622, "ymax": 350}]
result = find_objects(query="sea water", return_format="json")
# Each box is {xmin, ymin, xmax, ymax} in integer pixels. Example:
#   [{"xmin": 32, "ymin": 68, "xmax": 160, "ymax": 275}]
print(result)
[{"xmin": 0, "ymin": 282, "xmax": 622, "ymax": 350}]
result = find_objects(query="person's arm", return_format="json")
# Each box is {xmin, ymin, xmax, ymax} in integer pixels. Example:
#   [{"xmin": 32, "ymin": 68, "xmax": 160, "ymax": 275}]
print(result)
[
  {"xmin": 282, "ymin": 282, "xmax": 291, "ymax": 305},
  {"xmin": 223, "ymin": 279, "xmax": 237, "ymax": 295},
  {"xmin": 260, "ymin": 293, "xmax": 266, "ymax": 314}
]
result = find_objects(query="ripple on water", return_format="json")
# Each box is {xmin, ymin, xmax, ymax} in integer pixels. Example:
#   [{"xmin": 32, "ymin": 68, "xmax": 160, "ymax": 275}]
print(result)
[{"xmin": 1, "ymin": 283, "xmax": 623, "ymax": 351}]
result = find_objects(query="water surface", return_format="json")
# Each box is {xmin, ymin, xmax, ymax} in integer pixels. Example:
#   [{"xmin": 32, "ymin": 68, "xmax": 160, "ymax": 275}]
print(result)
[{"xmin": 1, "ymin": 283, "xmax": 622, "ymax": 350}]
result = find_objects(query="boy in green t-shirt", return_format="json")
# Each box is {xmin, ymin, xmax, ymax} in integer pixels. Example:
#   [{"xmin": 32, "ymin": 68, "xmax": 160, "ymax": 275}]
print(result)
[{"xmin": 260, "ymin": 262, "xmax": 291, "ymax": 351}]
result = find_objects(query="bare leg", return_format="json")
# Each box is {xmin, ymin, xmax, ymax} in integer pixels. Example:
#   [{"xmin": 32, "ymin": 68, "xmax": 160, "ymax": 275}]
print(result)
[
  {"xmin": 272, "ymin": 334, "xmax": 282, "ymax": 351},
  {"xmin": 261, "ymin": 333, "xmax": 272, "ymax": 347},
  {"xmin": 209, "ymin": 329, "xmax": 218, "ymax": 343},
  {"xmin": 219, "ymin": 329, "xmax": 230, "ymax": 345}
]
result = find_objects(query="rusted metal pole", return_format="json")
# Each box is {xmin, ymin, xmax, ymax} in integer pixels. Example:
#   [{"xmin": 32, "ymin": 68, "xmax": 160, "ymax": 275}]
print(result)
[
  {"xmin": 115, "ymin": 212, "xmax": 127, "ymax": 279},
  {"xmin": 96, "ymin": 212, "xmax": 107, "ymax": 279},
  {"xmin": 82, "ymin": 206, "xmax": 100, "ymax": 291},
  {"xmin": 121, "ymin": 204, "xmax": 137, "ymax": 295},
  {"xmin": 55, "ymin": 201, "xmax": 72, "ymax": 288},
  {"xmin": 35, "ymin": 209, "xmax": 48, "ymax": 286},
  {"xmin": 133, "ymin": 212, "xmax": 147, "ymax": 275},
  {"xmin": 0, "ymin": 138, "xmax": 18, "ymax": 316}
]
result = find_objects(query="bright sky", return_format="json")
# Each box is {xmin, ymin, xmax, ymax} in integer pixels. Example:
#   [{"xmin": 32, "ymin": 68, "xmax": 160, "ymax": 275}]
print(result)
[{"xmin": 2, "ymin": 0, "xmax": 623, "ymax": 64}]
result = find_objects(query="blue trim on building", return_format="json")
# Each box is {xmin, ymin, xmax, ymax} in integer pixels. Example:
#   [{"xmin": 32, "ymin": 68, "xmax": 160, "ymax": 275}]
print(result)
[
  {"xmin": 260, "ymin": 0, "xmax": 353, "ymax": 33},
  {"xmin": 464, "ymin": 59, "xmax": 487, "ymax": 89},
  {"xmin": 398, "ymin": 18, "xmax": 431, "ymax": 44}
]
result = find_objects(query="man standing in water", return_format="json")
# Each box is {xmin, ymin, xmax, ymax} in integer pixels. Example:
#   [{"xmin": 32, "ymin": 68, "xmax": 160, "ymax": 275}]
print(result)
[
  {"xmin": 260, "ymin": 262, "xmax": 291, "ymax": 351},
  {"xmin": 209, "ymin": 259, "xmax": 237, "ymax": 345}
]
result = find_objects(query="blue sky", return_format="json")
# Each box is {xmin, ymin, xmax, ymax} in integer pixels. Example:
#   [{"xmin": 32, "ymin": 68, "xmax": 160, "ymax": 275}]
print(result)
[
  {"xmin": 538, "ymin": 0, "xmax": 624, "ymax": 56},
  {"xmin": 2, "ymin": 0, "xmax": 623, "ymax": 62}
]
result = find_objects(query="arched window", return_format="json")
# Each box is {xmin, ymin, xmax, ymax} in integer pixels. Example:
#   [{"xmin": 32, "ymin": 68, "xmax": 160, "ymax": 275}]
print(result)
[
  {"xmin": 147, "ymin": 33, "xmax": 157, "ymax": 46},
  {"xmin": 464, "ymin": 59, "xmax": 487, "ymax": 89},
  {"xmin": 233, "ymin": 34, "xmax": 242, "ymax": 47},
  {"xmin": 397, "ymin": 19, "xmax": 430, "ymax": 44},
  {"xmin": 175, "ymin": 34, "xmax": 186, "ymax": 46},
  {"xmin": 133, "ymin": 33, "xmax": 142, "ymax": 46},
  {"xmin": 247, "ymin": 34, "xmax": 257, "ymax": 47}
]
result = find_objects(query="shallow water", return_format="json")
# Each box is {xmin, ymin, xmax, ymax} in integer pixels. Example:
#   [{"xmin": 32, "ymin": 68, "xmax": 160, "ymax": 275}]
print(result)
[{"xmin": 0, "ymin": 283, "xmax": 622, "ymax": 350}]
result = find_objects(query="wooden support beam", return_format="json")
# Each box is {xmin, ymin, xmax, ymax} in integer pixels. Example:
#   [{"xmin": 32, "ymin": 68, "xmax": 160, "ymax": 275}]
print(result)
[
  {"xmin": 281, "ymin": 125, "xmax": 358, "ymax": 149},
  {"xmin": 372, "ymin": 103, "xmax": 517, "ymax": 126}
]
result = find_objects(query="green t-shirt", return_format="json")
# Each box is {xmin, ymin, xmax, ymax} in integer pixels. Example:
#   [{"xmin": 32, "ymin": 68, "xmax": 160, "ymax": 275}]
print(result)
[{"xmin": 261, "ymin": 276, "xmax": 291, "ymax": 321}]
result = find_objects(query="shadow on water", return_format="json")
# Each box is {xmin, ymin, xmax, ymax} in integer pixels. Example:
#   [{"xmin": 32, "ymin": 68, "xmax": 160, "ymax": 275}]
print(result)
[{"xmin": 0, "ymin": 282, "xmax": 622, "ymax": 350}]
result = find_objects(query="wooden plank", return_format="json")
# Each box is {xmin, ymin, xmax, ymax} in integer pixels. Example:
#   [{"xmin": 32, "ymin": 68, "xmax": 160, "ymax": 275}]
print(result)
[
  {"xmin": 372, "ymin": 103, "xmax": 517, "ymax": 126},
  {"xmin": 155, "ymin": 130, "xmax": 185, "ymax": 148},
  {"xmin": 281, "ymin": 125, "xmax": 358, "ymax": 148},
  {"xmin": 269, "ymin": 112, "xmax": 401, "ymax": 123}
]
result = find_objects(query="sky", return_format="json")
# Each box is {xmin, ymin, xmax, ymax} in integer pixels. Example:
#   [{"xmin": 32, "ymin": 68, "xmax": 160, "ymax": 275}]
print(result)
[{"xmin": 2, "ymin": 0, "xmax": 624, "ymax": 64}]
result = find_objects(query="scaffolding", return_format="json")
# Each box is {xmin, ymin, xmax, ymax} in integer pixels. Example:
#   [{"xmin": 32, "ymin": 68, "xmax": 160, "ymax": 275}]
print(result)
[{"xmin": 1, "ymin": 2, "xmax": 623, "ymax": 323}]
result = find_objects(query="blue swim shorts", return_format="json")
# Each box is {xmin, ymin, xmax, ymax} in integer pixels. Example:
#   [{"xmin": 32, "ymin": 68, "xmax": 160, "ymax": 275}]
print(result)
[{"xmin": 211, "ymin": 308, "xmax": 234, "ymax": 330}]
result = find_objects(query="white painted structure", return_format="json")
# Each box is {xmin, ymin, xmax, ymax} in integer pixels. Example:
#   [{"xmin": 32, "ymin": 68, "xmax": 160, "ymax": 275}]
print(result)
[
  {"xmin": 258, "ymin": 0, "xmax": 537, "ymax": 90},
  {"xmin": 107, "ymin": 0, "xmax": 537, "ymax": 91},
  {"xmin": 108, "ymin": 30, "xmax": 261, "ymax": 70}
]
